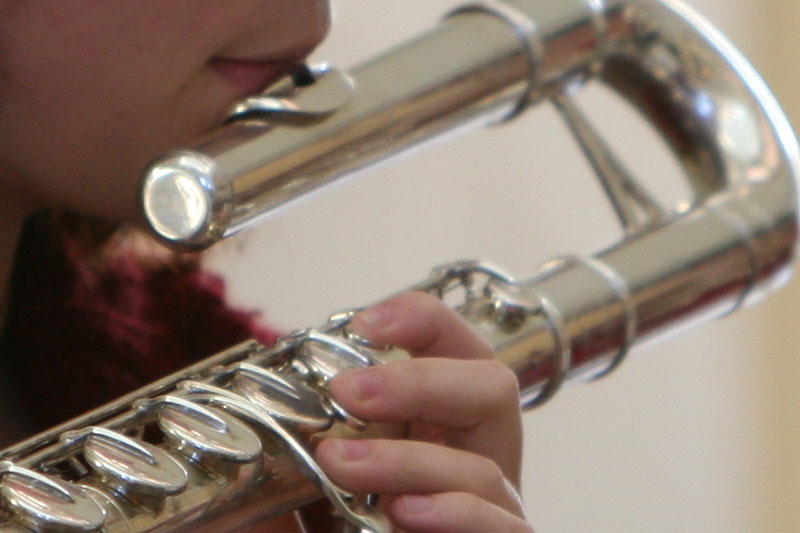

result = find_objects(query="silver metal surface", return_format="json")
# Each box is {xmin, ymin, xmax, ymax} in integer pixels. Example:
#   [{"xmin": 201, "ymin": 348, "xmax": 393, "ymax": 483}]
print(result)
[
  {"xmin": 231, "ymin": 364, "xmax": 334, "ymax": 431},
  {"xmin": 82, "ymin": 428, "xmax": 188, "ymax": 500},
  {"xmin": 227, "ymin": 64, "xmax": 356, "ymax": 123},
  {"xmin": 0, "ymin": 463, "xmax": 106, "ymax": 532},
  {"xmin": 156, "ymin": 396, "xmax": 264, "ymax": 466},
  {"xmin": 141, "ymin": 0, "xmax": 607, "ymax": 249},
  {"xmin": 553, "ymin": 95, "xmax": 667, "ymax": 231},
  {"xmin": 2, "ymin": 0, "xmax": 799, "ymax": 531}
]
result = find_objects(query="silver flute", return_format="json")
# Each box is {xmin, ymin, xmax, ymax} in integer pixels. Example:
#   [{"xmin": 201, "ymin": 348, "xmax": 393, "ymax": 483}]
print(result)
[{"xmin": 1, "ymin": 0, "xmax": 798, "ymax": 531}]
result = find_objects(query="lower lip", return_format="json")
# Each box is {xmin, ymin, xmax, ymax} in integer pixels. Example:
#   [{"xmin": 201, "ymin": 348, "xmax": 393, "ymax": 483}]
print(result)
[{"xmin": 209, "ymin": 58, "xmax": 287, "ymax": 96}]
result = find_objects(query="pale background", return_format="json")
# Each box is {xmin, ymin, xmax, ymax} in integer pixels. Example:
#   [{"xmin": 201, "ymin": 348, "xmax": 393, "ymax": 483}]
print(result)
[{"xmin": 207, "ymin": 1, "xmax": 800, "ymax": 531}]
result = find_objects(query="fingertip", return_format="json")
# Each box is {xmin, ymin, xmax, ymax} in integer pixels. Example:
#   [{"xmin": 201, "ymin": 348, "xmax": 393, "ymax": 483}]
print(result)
[
  {"xmin": 349, "ymin": 292, "xmax": 442, "ymax": 349},
  {"xmin": 348, "ymin": 300, "xmax": 398, "ymax": 340},
  {"xmin": 393, "ymin": 494, "xmax": 434, "ymax": 516},
  {"xmin": 375, "ymin": 291, "xmax": 493, "ymax": 358},
  {"xmin": 314, "ymin": 437, "xmax": 339, "ymax": 468}
]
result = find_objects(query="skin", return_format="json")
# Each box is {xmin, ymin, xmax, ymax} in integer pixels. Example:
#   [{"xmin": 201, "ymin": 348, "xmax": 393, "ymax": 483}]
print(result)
[
  {"xmin": 0, "ymin": 1, "xmax": 329, "ymax": 220},
  {"xmin": 319, "ymin": 292, "xmax": 532, "ymax": 532},
  {"xmin": 0, "ymin": 2, "xmax": 531, "ymax": 531}
]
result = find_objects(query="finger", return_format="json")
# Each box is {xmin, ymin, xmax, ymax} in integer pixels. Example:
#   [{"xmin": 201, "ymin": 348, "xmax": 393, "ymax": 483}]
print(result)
[
  {"xmin": 348, "ymin": 292, "xmax": 494, "ymax": 359},
  {"xmin": 330, "ymin": 358, "xmax": 519, "ymax": 428},
  {"xmin": 328, "ymin": 357, "xmax": 522, "ymax": 480},
  {"xmin": 390, "ymin": 492, "xmax": 534, "ymax": 533},
  {"xmin": 315, "ymin": 438, "xmax": 525, "ymax": 517}
]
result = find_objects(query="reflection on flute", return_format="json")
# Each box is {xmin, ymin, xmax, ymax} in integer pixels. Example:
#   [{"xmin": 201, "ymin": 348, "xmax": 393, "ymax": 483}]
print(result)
[{"xmin": 2, "ymin": 0, "xmax": 798, "ymax": 531}]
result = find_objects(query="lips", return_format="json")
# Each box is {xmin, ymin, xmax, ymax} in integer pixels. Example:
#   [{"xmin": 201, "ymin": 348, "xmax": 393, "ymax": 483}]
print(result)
[{"xmin": 208, "ymin": 56, "xmax": 301, "ymax": 97}]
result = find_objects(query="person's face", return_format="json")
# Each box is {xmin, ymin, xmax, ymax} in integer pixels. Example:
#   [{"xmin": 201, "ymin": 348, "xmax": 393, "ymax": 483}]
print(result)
[{"xmin": 0, "ymin": 1, "xmax": 330, "ymax": 221}]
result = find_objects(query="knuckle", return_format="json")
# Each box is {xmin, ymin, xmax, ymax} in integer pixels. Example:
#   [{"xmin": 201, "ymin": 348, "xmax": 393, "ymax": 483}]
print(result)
[
  {"xmin": 370, "ymin": 439, "xmax": 402, "ymax": 467},
  {"xmin": 397, "ymin": 290, "xmax": 443, "ymax": 319},
  {"xmin": 474, "ymin": 453, "xmax": 506, "ymax": 489},
  {"xmin": 387, "ymin": 359, "xmax": 430, "ymax": 418},
  {"xmin": 513, "ymin": 520, "xmax": 537, "ymax": 533},
  {"xmin": 436, "ymin": 491, "xmax": 532, "ymax": 532},
  {"xmin": 458, "ymin": 332, "xmax": 497, "ymax": 361},
  {"xmin": 408, "ymin": 290, "xmax": 464, "ymax": 329},
  {"xmin": 409, "ymin": 289, "xmax": 446, "ymax": 309},
  {"xmin": 434, "ymin": 492, "xmax": 483, "ymax": 523},
  {"xmin": 472, "ymin": 453, "xmax": 523, "ymax": 508},
  {"xmin": 411, "ymin": 365, "xmax": 439, "ymax": 414},
  {"xmin": 479, "ymin": 359, "xmax": 521, "ymax": 406}
]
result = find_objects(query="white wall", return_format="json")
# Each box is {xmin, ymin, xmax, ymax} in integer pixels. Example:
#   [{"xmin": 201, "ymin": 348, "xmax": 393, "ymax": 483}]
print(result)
[{"xmin": 208, "ymin": 1, "xmax": 800, "ymax": 531}]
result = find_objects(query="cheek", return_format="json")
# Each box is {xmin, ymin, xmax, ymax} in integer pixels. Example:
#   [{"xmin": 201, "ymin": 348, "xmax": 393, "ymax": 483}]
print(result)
[
  {"xmin": 0, "ymin": 79, "xmax": 207, "ymax": 220},
  {"xmin": 0, "ymin": 4, "xmax": 227, "ymax": 220},
  {"xmin": 0, "ymin": 46, "xmax": 223, "ymax": 221},
  {"xmin": 0, "ymin": 0, "xmax": 332, "ymax": 220}
]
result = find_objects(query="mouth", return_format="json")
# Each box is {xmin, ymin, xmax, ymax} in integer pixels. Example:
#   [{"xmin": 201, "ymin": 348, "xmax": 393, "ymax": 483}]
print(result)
[{"xmin": 208, "ymin": 56, "xmax": 306, "ymax": 98}]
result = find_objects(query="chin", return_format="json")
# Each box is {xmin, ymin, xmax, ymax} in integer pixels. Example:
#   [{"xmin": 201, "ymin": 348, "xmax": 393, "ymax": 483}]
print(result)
[{"xmin": 52, "ymin": 186, "xmax": 142, "ymax": 225}]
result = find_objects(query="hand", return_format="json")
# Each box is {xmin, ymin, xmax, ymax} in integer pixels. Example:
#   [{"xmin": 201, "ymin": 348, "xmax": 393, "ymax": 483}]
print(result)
[{"xmin": 315, "ymin": 292, "xmax": 533, "ymax": 532}]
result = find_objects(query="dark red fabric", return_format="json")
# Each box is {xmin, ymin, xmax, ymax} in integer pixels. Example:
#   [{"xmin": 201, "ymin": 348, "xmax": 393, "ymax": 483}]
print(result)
[{"xmin": 1, "ymin": 213, "xmax": 279, "ymax": 433}]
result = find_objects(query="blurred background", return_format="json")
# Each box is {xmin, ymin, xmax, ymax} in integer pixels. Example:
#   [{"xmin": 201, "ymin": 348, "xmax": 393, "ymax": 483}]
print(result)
[{"xmin": 206, "ymin": 1, "xmax": 800, "ymax": 531}]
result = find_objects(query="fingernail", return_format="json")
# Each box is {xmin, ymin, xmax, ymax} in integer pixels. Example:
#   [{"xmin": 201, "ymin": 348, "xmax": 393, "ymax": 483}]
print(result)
[
  {"xmin": 400, "ymin": 495, "xmax": 433, "ymax": 514},
  {"xmin": 330, "ymin": 438, "xmax": 370, "ymax": 461},
  {"xmin": 350, "ymin": 301, "xmax": 395, "ymax": 336},
  {"xmin": 337, "ymin": 367, "xmax": 383, "ymax": 402}
]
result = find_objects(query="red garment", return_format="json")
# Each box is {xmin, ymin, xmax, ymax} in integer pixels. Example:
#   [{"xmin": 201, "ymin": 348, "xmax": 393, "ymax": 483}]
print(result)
[{"xmin": 1, "ymin": 213, "xmax": 279, "ymax": 433}]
